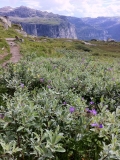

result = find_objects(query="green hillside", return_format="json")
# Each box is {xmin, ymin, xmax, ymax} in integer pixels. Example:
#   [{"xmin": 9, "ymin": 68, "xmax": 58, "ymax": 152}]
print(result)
[
  {"xmin": 0, "ymin": 22, "xmax": 120, "ymax": 160},
  {"xmin": 1, "ymin": 21, "xmax": 120, "ymax": 62}
]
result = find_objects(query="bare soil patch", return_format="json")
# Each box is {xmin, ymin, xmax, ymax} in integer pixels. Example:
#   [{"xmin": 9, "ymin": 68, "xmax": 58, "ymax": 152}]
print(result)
[{"xmin": 2, "ymin": 39, "xmax": 21, "ymax": 67}]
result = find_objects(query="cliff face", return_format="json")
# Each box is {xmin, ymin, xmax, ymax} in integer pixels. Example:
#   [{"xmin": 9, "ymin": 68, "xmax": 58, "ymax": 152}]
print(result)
[
  {"xmin": 20, "ymin": 22, "xmax": 77, "ymax": 38},
  {"xmin": 0, "ymin": 6, "xmax": 77, "ymax": 39}
]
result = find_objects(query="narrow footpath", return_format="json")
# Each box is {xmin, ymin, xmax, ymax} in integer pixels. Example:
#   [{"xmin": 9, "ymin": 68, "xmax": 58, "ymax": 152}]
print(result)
[{"xmin": 2, "ymin": 38, "xmax": 21, "ymax": 67}]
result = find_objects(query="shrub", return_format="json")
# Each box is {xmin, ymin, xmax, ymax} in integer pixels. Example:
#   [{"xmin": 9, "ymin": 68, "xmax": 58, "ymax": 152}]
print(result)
[{"xmin": 0, "ymin": 53, "xmax": 120, "ymax": 159}]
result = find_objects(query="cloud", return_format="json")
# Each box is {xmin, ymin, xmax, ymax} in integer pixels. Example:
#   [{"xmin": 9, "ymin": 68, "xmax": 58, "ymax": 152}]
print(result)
[
  {"xmin": 71, "ymin": 0, "xmax": 120, "ymax": 17},
  {"xmin": 22, "ymin": 0, "xmax": 120, "ymax": 17},
  {"xmin": 21, "ymin": 0, "xmax": 41, "ymax": 8},
  {"xmin": 21, "ymin": 0, "xmax": 75, "ymax": 16}
]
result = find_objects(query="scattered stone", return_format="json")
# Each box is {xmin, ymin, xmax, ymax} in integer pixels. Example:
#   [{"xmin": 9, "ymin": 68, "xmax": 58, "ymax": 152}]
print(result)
[
  {"xmin": 82, "ymin": 41, "xmax": 96, "ymax": 46},
  {"xmin": 15, "ymin": 29, "xmax": 27, "ymax": 37},
  {"xmin": 19, "ymin": 38, "xmax": 24, "ymax": 42}
]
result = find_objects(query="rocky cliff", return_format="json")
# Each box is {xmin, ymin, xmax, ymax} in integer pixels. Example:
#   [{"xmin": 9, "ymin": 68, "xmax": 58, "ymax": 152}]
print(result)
[
  {"xmin": 1, "ymin": 6, "xmax": 120, "ymax": 41},
  {"xmin": 0, "ymin": 6, "xmax": 77, "ymax": 39},
  {"xmin": 18, "ymin": 22, "xmax": 76, "ymax": 38},
  {"xmin": 0, "ymin": 16, "xmax": 11, "ymax": 29}
]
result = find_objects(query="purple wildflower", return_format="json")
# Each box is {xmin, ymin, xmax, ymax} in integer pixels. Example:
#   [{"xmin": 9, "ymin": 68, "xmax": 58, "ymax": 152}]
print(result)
[
  {"xmin": 91, "ymin": 123, "xmax": 103, "ymax": 128},
  {"xmin": 99, "ymin": 124, "xmax": 103, "ymax": 128},
  {"xmin": 91, "ymin": 123, "xmax": 98, "ymax": 127},
  {"xmin": 85, "ymin": 108, "xmax": 91, "ymax": 113},
  {"xmin": 0, "ymin": 114, "xmax": 4, "ymax": 119},
  {"xmin": 40, "ymin": 78, "xmax": 44, "ymax": 82},
  {"xmin": 47, "ymin": 85, "xmax": 52, "ymax": 89},
  {"xmin": 48, "ymin": 80, "xmax": 51, "ymax": 83},
  {"xmin": 108, "ymin": 68, "xmax": 113, "ymax": 71},
  {"xmin": 82, "ymin": 58, "xmax": 85, "ymax": 61},
  {"xmin": 81, "ymin": 97, "xmax": 84, "ymax": 101},
  {"xmin": 90, "ymin": 101, "xmax": 94, "ymax": 105},
  {"xmin": 90, "ymin": 109, "xmax": 97, "ymax": 115},
  {"xmin": 53, "ymin": 65, "xmax": 57, "ymax": 69},
  {"xmin": 20, "ymin": 83, "xmax": 24, "ymax": 88},
  {"xmin": 112, "ymin": 78, "xmax": 115, "ymax": 81},
  {"xmin": 63, "ymin": 101, "xmax": 67, "ymax": 105},
  {"xmin": 69, "ymin": 106, "xmax": 75, "ymax": 113}
]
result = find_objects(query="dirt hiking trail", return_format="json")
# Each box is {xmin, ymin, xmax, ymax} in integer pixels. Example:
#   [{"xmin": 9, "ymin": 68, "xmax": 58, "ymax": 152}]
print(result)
[{"xmin": 2, "ymin": 38, "xmax": 21, "ymax": 67}]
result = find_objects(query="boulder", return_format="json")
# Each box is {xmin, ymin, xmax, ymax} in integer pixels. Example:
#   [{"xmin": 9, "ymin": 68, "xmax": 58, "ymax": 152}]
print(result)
[
  {"xmin": 0, "ymin": 16, "xmax": 11, "ymax": 29},
  {"xmin": 15, "ymin": 36, "xmax": 24, "ymax": 42}
]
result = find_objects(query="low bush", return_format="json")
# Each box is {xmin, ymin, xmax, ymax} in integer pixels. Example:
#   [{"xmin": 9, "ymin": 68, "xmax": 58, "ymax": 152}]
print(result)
[{"xmin": 0, "ymin": 52, "xmax": 120, "ymax": 159}]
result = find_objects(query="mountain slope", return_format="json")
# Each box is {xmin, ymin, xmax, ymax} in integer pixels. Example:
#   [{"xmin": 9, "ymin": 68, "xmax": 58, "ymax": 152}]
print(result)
[
  {"xmin": 67, "ymin": 17, "xmax": 107, "ymax": 40},
  {"xmin": 0, "ymin": 6, "xmax": 77, "ymax": 39},
  {"xmin": 0, "ymin": 6, "xmax": 120, "ymax": 41},
  {"xmin": 80, "ymin": 17, "xmax": 120, "ymax": 41}
]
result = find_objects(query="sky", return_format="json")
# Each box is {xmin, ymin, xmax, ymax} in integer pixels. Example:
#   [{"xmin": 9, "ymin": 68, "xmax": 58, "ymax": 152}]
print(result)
[{"xmin": 0, "ymin": 0, "xmax": 120, "ymax": 18}]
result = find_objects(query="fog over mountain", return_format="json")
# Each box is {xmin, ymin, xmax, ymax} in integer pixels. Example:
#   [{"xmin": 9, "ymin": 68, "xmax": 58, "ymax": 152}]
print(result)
[{"xmin": 0, "ymin": 6, "xmax": 120, "ymax": 41}]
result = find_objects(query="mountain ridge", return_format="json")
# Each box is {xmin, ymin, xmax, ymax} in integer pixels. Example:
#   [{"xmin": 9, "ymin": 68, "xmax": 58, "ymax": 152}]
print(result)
[{"xmin": 0, "ymin": 6, "xmax": 120, "ymax": 41}]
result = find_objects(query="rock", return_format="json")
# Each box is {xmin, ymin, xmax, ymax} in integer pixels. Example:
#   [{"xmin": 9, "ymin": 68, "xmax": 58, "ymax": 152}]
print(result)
[
  {"xmin": 0, "ymin": 16, "xmax": 11, "ymax": 29},
  {"xmin": 5, "ymin": 38, "xmax": 16, "ymax": 41},
  {"xmin": 15, "ymin": 29, "xmax": 27, "ymax": 37},
  {"xmin": 20, "ymin": 22, "xmax": 77, "ymax": 39},
  {"xmin": 15, "ymin": 36, "xmax": 24, "ymax": 42},
  {"xmin": 19, "ymin": 38, "xmax": 24, "ymax": 42},
  {"xmin": 0, "ymin": 6, "xmax": 77, "ymax": 39},
  {"xmin": 107, "ymin": 38, "xmax": 115, "ymax": 42},
  {"xmin": 15, "ymin": 35, "xmax": 19, "ymax": 40}
]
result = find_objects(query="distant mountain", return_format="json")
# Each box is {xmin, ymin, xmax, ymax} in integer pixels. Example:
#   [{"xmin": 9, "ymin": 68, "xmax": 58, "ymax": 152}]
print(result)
[
  {"xmin": 81, "ymin": 17, "xmax": 120, "ymax": 41},
  {"xmin": 0, "ymin": 6, "xmax": 59, "ymax": 18},
  {"xmin": 67, "ymin": 16, "xmax": 120, "ymax": 41},
  {"xmin": 67, "ymin": 17, "xmax": 106, "ymax": 40},
  {"xmin": 0, "ymin": 6, "xmax": 13, "ymax": 12},
  {"xmin": 0, "ymin": 6, "xmax": 120, "ymax": 41}
]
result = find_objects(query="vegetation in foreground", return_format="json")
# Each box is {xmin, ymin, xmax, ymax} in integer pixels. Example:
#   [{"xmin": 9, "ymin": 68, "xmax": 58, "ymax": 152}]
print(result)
[
  {"xmin": 0, "ymin": 49, "xmax": 120, "ymax": 159},
  {"xmin": 0, "ymin": 23, "xmax": 120, "ymax": 160}
]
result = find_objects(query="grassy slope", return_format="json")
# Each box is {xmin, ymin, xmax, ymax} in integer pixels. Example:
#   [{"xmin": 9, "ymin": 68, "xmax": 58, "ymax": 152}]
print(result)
[
  {"xmin": 20, "ymin": 36, "xmax": 120, "ymax": 62},
  {"xmin": 1, "ymin": 21, "xmax": 120, "ymax": 61},
  {"xmin": 0, "ymin": 23, "xmax": 24, "ymax": 64}
]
